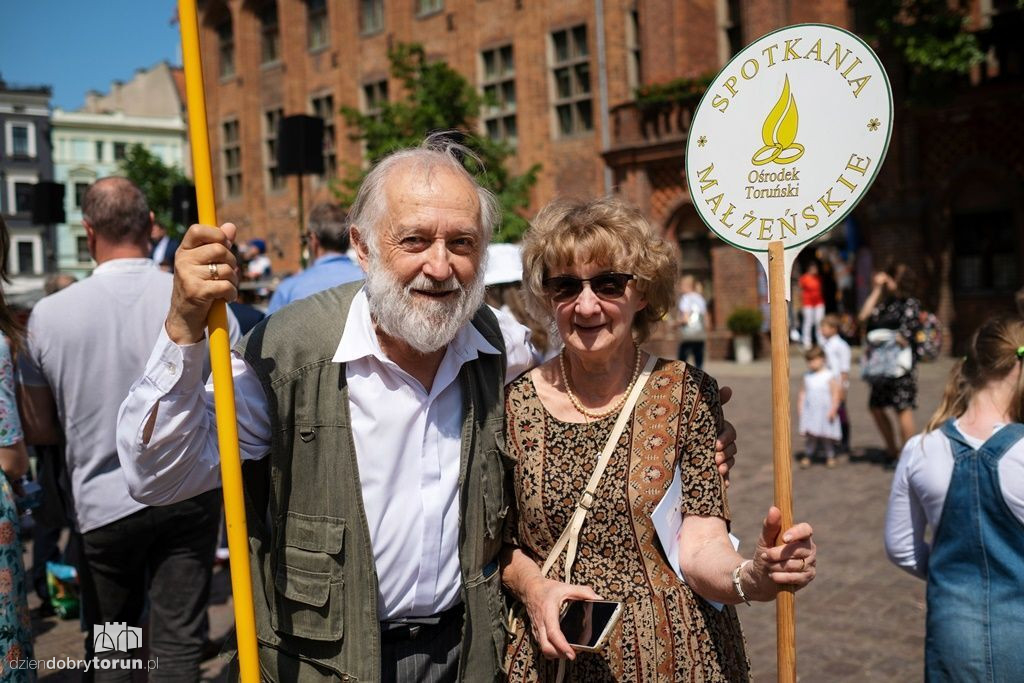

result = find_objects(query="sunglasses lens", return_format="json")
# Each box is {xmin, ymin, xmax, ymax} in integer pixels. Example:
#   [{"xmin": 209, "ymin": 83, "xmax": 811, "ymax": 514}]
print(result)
[
  {"xmin": 547, "ymin": 277, "xmax": 583, "ymax": 301},
  {"xmin": 545, "ymin": 273, "xmax": 633, "ymax": 301},
  {"xmin": 591, "ymin": 274, "xmax": 631, "ymax": 298}
]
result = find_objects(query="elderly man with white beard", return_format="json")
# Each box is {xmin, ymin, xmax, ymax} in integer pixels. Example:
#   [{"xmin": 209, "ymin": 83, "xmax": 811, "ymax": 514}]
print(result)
[{"xmin": 116, "ymin": 136, "xmax": 737, "ymax": 683}]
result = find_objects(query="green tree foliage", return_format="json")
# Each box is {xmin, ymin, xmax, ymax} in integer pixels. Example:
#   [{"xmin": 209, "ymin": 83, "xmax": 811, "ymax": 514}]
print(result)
[
  {"xmin": 857, "ymin": 0, "xmax": 985, "ymax": 100},
  {"xmin": 337, "ymin": 43, "xmax": 539, "ymax": 242},
  {"xmin": 119, "ymin": 144, "xmax": 189, "ymax": 238}
]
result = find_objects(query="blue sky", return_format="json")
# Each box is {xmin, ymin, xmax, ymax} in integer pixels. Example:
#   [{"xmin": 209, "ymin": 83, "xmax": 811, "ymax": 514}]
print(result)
[{"xmin": 0, "ymin": 1, "xmax": 181, "ymax": 110}]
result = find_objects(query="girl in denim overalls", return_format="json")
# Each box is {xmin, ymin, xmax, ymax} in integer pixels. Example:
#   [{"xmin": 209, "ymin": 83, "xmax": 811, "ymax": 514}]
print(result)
[{"xmin": 884, "ymin": 316, "xmax": 1024, "ymax": 682}]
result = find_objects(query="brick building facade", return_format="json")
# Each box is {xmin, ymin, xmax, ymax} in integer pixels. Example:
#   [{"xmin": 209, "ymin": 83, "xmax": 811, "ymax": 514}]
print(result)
[{"xmin": 193, "ymin": 0, "xmax": 1022, "ymax": 356}]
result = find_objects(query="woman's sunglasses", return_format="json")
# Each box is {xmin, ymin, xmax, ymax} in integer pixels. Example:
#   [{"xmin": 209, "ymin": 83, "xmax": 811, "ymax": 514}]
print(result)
[{"xmin": 542, "ymin": 272, "xmax": 636, "ymax": 302}]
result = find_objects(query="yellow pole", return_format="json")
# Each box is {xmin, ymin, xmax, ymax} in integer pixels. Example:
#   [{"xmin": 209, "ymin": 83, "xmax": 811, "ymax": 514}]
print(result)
[
  {"xmin": 178, "ymin": 2, "xmax": 260, "ymax": 680},
  {"xmin": 768, "ymin": 241, "xmax": 796, "ymax": 682}
]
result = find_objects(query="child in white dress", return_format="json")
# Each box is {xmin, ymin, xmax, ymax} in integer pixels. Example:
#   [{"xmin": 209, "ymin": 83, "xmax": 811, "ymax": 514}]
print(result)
[{"xmin": 798, "ymin": 346, "xmax": 842, "ymax": 468}]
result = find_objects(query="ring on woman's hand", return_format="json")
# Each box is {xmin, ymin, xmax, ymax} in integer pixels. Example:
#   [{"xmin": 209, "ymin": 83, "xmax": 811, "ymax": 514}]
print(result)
[
  {"xmin": 209, "ymin": 263, "xmax": 219, "ymax": 280},
  {"xmin": 799, "ymin": 558, "xmax": 806, "ymax": 571}
]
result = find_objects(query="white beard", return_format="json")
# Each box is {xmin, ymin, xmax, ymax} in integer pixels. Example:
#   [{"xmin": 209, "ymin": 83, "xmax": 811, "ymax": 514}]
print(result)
[{"xmin": 364, "ymin": 264, "xmax": 485, "ymax": 354}]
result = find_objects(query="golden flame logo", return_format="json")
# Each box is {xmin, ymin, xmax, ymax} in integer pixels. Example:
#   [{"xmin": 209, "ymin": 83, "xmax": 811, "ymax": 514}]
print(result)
[{"xmin": 751, "ymin": 76, "xmax": 804, "ymax": 165}]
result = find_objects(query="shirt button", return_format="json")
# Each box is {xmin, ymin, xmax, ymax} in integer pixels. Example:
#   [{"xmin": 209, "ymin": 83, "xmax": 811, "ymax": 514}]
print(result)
[{"xmin": 166, "ymin": 363, "xmax": 177, "ymax": 375}]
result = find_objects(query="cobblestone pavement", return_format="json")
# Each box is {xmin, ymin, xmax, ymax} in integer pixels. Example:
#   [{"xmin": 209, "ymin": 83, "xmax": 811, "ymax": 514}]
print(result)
[{"xmin": 26, "ymin": 349, "xmax": 954, "ymax": 681}]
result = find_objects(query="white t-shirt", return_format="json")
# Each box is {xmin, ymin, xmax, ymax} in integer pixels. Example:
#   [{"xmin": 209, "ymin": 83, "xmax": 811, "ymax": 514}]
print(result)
[
  {"xmin": 677, "ymin": 292, "xmax": 707, "ymax": 340},
  {"xmin": 822, "ymin": 333, "xmax": 851, "ymax": 387},
  {"xmin": 19, "ymin": 259, "xmax": 240, "ymax": 533},
  {"xmin": 884, "ymin": 423, "xmax": 1024, "ymax": 579}
]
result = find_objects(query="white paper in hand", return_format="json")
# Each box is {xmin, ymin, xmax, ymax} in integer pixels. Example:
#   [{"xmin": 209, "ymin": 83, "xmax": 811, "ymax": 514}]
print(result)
[{"xmin": 651, "ymin": 464, "xmax": 740, "ymax": 611}]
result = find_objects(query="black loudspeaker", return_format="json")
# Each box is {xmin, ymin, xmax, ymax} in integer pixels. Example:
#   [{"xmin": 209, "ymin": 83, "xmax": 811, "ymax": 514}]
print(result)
[
  {"xmin": 32, "ymin": 181, "xmax": 66, "ymax": 224},
  {"xmin": 277, "ymin": 115, "xmax": 325, "ymax": 176},
  {"xmin": 172, "ymin": 183, "xmax": 199, "ymax": 227}
]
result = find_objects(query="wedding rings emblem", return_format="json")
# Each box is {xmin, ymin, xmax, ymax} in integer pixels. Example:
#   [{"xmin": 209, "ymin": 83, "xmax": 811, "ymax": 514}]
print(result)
[
  {"xmin": 209, "ymin": 263, "xmax": 219, "ymax": 280},
  {"xmin": 751, "ymin": 76, "xmax": 805, "ymax": 166}
]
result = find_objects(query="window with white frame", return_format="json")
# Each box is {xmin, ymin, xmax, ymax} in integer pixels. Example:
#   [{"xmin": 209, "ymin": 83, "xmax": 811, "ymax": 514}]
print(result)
[
  {"xmin": 6, "ymin": 174, "xmax": 37, "ymax": 215},
  {"xmin": 311, "ymin": 93, "xmax": 337, "ymax": 178},
  {"xmin": 360, "ymin": 0, "xmax": 383, "ymax": 34},
  {"xmin": 77, "ymin": 235, "xmax": 92, "ymax": 264},
  {"xmin": 13, "ymin": 237, "xmax": 40, "ymax": 275},
  {"xmin": 223, "ymin": 119, "xmax": 242, "ymax": 197},
  {"xmin": 264, "ymin": 108, "xmax": 285, "ymax": 191},
  {"xmin": 5, "ymin": 121, "xmax": 36, "ymax": 159},
  {"xmin": 480, "ymin": 45, "xmax": 517, "ymax": 144},
  {"xmin": 550, "ymin": 25, "xmax": 593, "ymax": 137},
  {"xmin": 74, "ymin": 182, "xmax": 90, "ymax": 209},
  {"xmin": 307, "ymin": 0, "xmax": 329, "ymax": 50},
  {"xmin": 113, "ymin": 142, "xmax": 128, "ymax": 161}
]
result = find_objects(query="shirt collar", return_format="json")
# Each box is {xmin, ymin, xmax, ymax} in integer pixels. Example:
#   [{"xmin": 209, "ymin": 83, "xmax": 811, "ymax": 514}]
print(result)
[
  {"xmin": 312, "ymin": 252, "xmax": 352, "ymax": 267},
  {"xmin": 91, "ymin": 258, "xmax": 158, "ymax": 274},
  {"xmin": 332, "ymin": 287, "xmax": 499, "ymax": 366}
]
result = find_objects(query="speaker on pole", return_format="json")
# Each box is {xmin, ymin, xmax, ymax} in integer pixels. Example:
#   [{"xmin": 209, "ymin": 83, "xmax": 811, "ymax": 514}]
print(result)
[
  {"xmin": 32, "ymin": 181, "xmax": 66, "ymax": 225},
  {"xmin": 172, "ymin": 183, "xmax": 199, "ymax": 227},
  {"xmin": 277, "ymin": 115, "xmax": 325, "ymax": 176}
]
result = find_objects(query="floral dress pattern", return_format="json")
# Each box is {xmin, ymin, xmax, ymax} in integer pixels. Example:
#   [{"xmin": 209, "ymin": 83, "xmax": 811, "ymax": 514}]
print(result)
[
  {"xmin": 504, "ymin": 359, "xmax": 749, "ymax": 682},
  {"xmin": 0, "ymin": 336, "xmax": 34, "ymax": 681},
  {"xmin": 866, "ymin": 297, "xmax": 921, "ymax": 411}
]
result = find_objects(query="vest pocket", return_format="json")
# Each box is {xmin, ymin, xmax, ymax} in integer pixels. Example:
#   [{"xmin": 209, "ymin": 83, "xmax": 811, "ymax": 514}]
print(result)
[
  {"xmin": 483, "ymin": 439, "xmax": 510, "ymax": 541},
  {"xmin": 271, "ymin": 513, "xmax": 346, "ymax": 642}
]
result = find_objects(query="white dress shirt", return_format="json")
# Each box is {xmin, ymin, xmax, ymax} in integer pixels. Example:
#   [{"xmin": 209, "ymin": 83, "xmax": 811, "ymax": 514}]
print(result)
[
  {"xmin": 117, "ymin": 288, "xmax": 533, "ymax": 619},
  {"xmin": 883, "ymin": 422, "xmax": 1024, "ymax": 579}
]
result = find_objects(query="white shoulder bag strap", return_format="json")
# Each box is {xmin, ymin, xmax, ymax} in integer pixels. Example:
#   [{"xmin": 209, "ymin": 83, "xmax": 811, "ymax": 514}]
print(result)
[{"xmin": 540, "ymin": 353, "xmax": 658, "ymax": 585}]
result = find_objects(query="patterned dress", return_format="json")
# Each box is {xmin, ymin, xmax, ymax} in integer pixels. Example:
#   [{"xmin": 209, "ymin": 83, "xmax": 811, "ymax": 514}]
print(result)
[
  {"xmin": 866, "ymin": 297, "xmax": 921, "ymax": 411},
  {"xmin": 0, "ymin": 336, "xmax": 33, "ymax": 680},
  {"xmin": 504, "ymin": 359, "xmax": 749, "ymax": 682}
]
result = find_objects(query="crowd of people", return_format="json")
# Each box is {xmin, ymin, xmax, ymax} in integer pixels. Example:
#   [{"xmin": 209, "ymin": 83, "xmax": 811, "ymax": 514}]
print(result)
[{"xmin": 0, "ymin": 132, "xmax": 1016, "ymax": 682}]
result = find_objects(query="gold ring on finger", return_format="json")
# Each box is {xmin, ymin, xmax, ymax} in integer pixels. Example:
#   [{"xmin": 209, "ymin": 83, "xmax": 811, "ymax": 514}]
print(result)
[
  {"xmin": 799, "ymin": 558, "xmax": 806, "ymax": 571},
  {"xmin": 209, "ymin": 263, "xmax": 219, "ymax": 280}
]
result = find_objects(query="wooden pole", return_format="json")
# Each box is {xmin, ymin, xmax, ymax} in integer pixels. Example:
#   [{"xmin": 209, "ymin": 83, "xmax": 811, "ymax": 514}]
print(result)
[
  {"xmin": 178, "ymin": 2, "xmax": 260, "ymax": 680},
  {"xmin": 768, "ymin": 241, "xmax": 796, "ymax": 682}
]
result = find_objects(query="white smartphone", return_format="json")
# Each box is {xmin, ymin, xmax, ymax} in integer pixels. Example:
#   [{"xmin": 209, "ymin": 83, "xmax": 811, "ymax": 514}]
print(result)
[{"xmin": 559, "ymin": 599, "xmax": 623, "ymax": 652}]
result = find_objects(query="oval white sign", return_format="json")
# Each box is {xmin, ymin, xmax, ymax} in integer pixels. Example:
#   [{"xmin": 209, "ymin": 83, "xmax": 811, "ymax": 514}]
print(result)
[{"xmin": 685, "ymin": 24, "xmax": 893, "ymax": 253}]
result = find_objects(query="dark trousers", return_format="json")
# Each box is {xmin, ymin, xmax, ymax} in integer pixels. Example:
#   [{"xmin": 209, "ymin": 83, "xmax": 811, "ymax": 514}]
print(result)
[
  {"xmin": 678, "ymin": 340, "xmax": 705, "ymax": 370},
  {"xmin": 79, "ymin": 490, "xmax": 221, "ymax": 682},
  {"xmin": 380, "ymin": 606, "xmax": 464, "ymax": 683}
]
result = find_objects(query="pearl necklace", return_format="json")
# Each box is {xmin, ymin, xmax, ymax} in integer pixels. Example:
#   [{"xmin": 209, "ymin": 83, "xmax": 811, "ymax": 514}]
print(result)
[{"xmin": 560, "ymin": 345, "xmax": 643, "ymax": 420}]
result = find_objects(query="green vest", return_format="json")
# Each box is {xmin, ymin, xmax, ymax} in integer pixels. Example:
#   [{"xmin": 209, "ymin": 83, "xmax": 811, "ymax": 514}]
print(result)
[{"xmin": 234, "ymin": 282, "xmax": 510, "ymax": 681}]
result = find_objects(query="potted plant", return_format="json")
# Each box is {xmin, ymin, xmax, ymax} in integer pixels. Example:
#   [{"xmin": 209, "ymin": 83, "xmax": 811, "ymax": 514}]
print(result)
[{"xmin": 726, "ymin": 307, "xmax": 763, "ymax": 364}]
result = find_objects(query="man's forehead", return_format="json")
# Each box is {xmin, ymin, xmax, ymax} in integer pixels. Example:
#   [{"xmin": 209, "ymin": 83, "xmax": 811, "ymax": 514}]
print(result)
[{"xmin": 383, "ymin": 164, "xmax": 482, "ymax": 228}]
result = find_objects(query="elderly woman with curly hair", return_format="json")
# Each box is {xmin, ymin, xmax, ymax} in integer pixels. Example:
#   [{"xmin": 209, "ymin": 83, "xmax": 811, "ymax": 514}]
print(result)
[{"xmin": 500, "ymin": 197, "xmax": 817, "ymax": 682}]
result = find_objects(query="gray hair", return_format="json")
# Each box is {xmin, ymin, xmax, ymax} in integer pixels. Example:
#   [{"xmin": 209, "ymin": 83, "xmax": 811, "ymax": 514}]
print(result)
[
  {"xmin": 307, "ymin": 202, "xmax": 350, "ymax": 253},
  {"xmin": 348, "ymin": 132, "xmax": 500, "ymax": 254},
  {"xmin": 82, "ymin": 177, "xmax": 151, "ymax": 244}
]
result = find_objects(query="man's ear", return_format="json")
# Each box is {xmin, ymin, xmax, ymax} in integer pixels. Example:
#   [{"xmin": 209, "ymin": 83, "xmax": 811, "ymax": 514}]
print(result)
[
  {"xmin": 350, "ymin": 225, "xmax": 371, "ymax": 271},
  {"xmin": 83, "ymin": 220, "xmax": 97, "ymax": 258}
]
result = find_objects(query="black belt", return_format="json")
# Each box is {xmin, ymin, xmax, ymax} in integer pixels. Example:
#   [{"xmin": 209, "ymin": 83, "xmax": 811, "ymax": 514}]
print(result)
[{"xmin": 380, "ymin": 603, "xmax": 465, "ymax": 643}]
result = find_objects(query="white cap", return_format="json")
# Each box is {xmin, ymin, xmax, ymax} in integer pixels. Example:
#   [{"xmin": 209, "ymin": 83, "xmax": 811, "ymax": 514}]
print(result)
[{"xmin": 484, "ymin": 243, "xmax": 523, "ymax": 286}]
